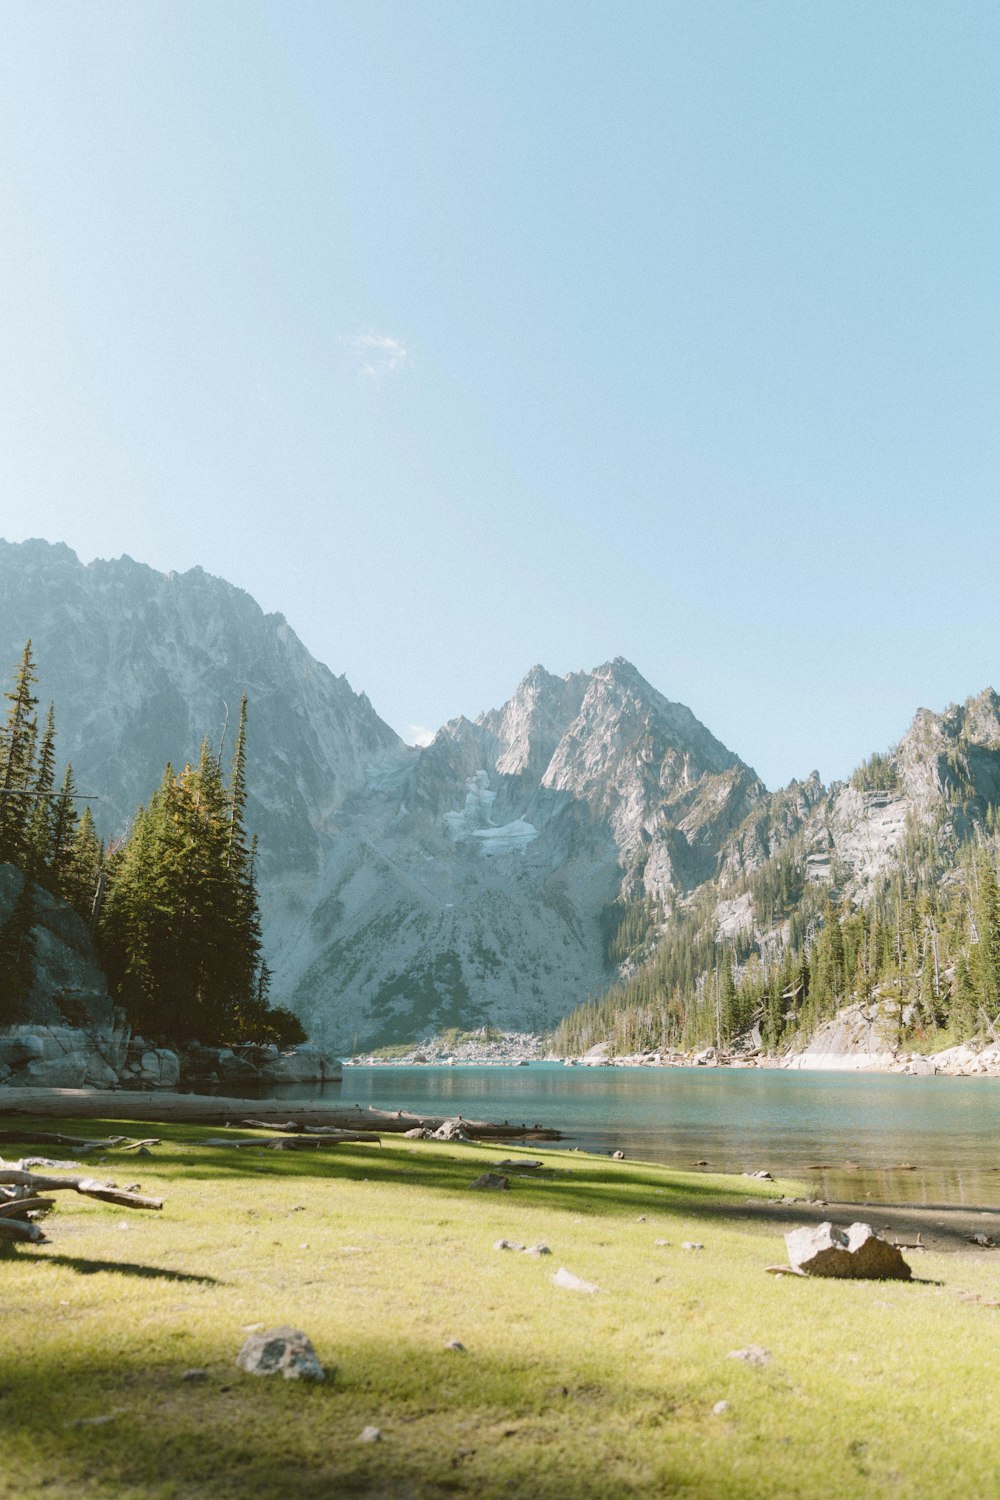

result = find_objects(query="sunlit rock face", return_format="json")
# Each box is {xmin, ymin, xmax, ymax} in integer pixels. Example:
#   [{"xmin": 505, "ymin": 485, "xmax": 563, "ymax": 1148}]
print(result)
[
  {"xmin": 282, "ymin": 659, "xmax": 769, "ymax": 1049},
  {"xmin": 12, "ymin": 539, "xmax": 998, "ymax": 1052},
  {"xmin": 0, "ymin": 544, "xmax": 767, "ymax": 1047}
]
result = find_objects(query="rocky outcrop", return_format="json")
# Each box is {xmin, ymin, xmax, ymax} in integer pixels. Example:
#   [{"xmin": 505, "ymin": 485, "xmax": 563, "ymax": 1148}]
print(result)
[
  {"xmin": 782, "ymin": 1004, "xmax": 900, "ymax": 1072},
  {"xmin": 0, "ymin": 865, "xmax": 113, "ymax": 1028},
  {"xmin": 0, "ymin": 1026, "xmax": 340, "ymax": 1092},
  {"xmin": 0, "ymin": 1024, "xmax": 124, "ymax": 1089}
]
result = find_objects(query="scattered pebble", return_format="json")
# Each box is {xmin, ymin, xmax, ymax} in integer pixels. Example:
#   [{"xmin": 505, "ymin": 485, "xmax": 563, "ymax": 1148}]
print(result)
[
  {"xmin": 494, "ymin": 1238, "xmax": 525, "ymax": 1251},
  {"xmin": 636, "ymin": 1215, "xmax": 646, "ymax": 1223},
  {"xmin": 358, "ymin": 1426, "xmax": 382, "ymax": 1443},
  {"xmin": 524, "ymin": 1244, "xmax": 551, "ymax": 1257},
  {"xmin": 552, "ymin": 1267, "xmax": 598, "ymax": 1294},
  {"xmin": 654, "ymin": 1238, "xmax": 670, "ymax": 1247},
  {"xmin": 182, "ymin": 1369, "xmax": 209, "ymax": 1383},
  {"xmin": 65, "ymin": 1410, "xmax": 127, "ymax": 1428},
  {"xmin": 727, "ymin": 1345, "xmax": 770, "ymax": 1368},
  {"xmin": 611, "ymin": 1151, "xmax": 625, "ymax": 1160},
  {"xmin": 445, "ymin": 1340, "xmax": 466, "ymax": 1352},
  {"xmin": 712, "ymin": 1400, "xmax": 730, "ymax": 1415},
  {"xmin": 681, "ymin": 1242, "xmax": 704, "ymax": 1251}
]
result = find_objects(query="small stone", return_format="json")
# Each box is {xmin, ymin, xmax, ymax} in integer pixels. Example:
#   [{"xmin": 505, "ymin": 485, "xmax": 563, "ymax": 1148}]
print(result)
[
  {"xmin": 654, "ymin": 1238, "xmax": 670, "ymax": 1247},
  {"xmin": 358, "ymin": 1426, "xmax": 382, "ymax": 1443},
  {"xmin": 727, "ymin": 1345, "xmax": 770, "ymax": 1368},
  {"xmin": 636, "ymin": 1215, "xmax": 646, "ymax": 1222},
  {"xmin": 611, "ymin": 1150, "xmax": 625, "ymax": 1160},
  {"xmin": 445, "ymin": 1340, "xmax": 466, "ymax": 1352},
  {"xmin": 681, "ymin": 1242, "xmax": 704, "ymax": 1251},
  {"xmin": 236, "ymin": 1326, "xmax": 326, "ymax": 1381},
  {"xmin": 471, "ymin": 1172, "xmax": 509, "ymax": 1191},
  {"xmin": 552, "ymin": 1267, "xmax": 598, "ymax": 1294},
  {"xmin": 523, "ymin": 1243, "xmax": 551, "ymax": 1256},
  {"xmin": 712, "ymin": 1400, "xmax": 730, "ymax": 1415},
  {"xmin": 182, "ymin": 1369, "xmax": 209, "ymax": 1383},
  {"xmin": 494, "ymin": 1238, "xmax": 525, "ymax": 1252}
]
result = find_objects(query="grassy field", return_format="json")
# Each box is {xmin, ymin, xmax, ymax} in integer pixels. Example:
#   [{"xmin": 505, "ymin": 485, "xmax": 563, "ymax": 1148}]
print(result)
[{"xmin": 4, "ymin": 1117, "xmax": 1000, "ymax": 1498}]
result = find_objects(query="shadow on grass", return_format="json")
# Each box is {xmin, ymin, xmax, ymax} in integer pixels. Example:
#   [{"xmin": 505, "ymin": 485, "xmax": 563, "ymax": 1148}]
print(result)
[
  {"xmin": 37, "ymin": 1253, "xmax": 223, "ymax": 1284},
  {"xmin": 5, "ymin": 1339, "xmax": 763, "ymax": 1500}
]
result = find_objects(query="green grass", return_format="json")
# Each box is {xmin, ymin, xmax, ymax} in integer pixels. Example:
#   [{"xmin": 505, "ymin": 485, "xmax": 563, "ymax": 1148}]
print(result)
[{"xmin": 3, "ymin": 1118, "xmax": 1000, "ymax": 1498}]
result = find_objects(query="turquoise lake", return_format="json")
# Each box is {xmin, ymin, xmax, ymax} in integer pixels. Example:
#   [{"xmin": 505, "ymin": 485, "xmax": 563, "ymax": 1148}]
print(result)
[{"xmin": 301, "ymin": 1063, "xmax": 1000, "ymax": 1208}]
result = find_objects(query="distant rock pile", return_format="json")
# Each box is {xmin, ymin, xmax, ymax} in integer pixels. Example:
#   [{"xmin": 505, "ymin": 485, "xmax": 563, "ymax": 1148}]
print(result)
[{"xmin": 0, "ymin": 1023, "xmax": 341, "ymax": 1092}]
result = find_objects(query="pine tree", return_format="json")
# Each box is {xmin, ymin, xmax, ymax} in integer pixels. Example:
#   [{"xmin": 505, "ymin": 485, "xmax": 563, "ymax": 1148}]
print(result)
[
  {"xmin": 0, "ymin": 642, "xmax": 39, "ymax": 870},
  {"xmin": 98, "ymin": 704, "xmax": 274, "ymax": 1046},
  {"xmin": 25, "ymin": 704, "xmax": 57, "ymax": 882},
  {"xmin": 62, "ymin": 807, "xmax": 104, "ymax": 924},
  {"xmin": 49, "ymin": 763, "xmax": 80, "ymax": 898}
]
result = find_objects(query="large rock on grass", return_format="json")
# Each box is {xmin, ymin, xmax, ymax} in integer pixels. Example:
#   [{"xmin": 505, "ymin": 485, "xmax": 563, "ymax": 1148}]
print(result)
[
  {"xmin": 785, "ymin": 1221, "xmax": 911, "ymax": 1280},
  {"xmin": 236, "ymin": 1326, "xmax": 327, "ymax": 1381}
]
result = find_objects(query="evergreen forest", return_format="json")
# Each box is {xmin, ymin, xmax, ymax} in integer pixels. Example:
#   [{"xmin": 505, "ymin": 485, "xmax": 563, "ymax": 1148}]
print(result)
[
  {"xmin": 554, "ymin": 819, "xmax": 1000, "ymax": 1059},
  {"xmin": 0, "ymin": 642, "xmax": 301, "ymax": 1045}
]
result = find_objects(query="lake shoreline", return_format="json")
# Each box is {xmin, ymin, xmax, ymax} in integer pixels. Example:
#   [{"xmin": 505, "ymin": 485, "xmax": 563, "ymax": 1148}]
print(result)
[{"xmin": 3, "ymin": 1086, "xmax": 1000, "ymax": 1251}]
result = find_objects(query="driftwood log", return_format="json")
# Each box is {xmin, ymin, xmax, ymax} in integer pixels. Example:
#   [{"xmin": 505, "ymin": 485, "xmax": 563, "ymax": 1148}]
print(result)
[
  {"xmin": 0, "ymin": 1168, "xmax": 163, "ymax": 1209},
  {"xmin": 0, "ymin": 1090, "xmax": 561, "ymax": 1139},
  {"xmin": 0, "ymin": 1132, "xmax": 161, "ymax": 1156},
  {"xmin": 0, "ymin": 1159, "xmax": 164, "ymax": 1244},
  {"xmin": 195, "ymin": 1132, "xmax": 381, "ymax": 1149}
]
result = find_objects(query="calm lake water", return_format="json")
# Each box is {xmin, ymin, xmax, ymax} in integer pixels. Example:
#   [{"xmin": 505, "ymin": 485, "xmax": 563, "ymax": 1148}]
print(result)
[{"xmin": 293, "ymin": 1063, "xmax": 1000, "ymax": 1208}]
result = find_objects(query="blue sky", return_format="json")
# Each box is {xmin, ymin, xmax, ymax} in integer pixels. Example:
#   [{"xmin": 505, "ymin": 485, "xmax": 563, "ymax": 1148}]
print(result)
[{"xmin": 1, "ymin": 2, "xmax": 998, "ymax": 788}]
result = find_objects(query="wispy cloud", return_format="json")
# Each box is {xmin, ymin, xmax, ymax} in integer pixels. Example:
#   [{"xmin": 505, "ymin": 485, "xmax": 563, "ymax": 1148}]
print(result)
[
  {"xmin": 341, "ymin": 332, "xmax": 411, "ymax": 380},
  {"xmin": 407, "ymin": 724, "xmax": 436, "ymax": 747}
]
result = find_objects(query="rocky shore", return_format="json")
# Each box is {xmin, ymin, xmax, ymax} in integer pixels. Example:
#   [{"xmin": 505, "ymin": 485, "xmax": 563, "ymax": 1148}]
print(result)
[
  {"xmin": 348, "ymin": 1029, "xmax": 544, "ymax": 1067},
  {"xmin": 0, "ymin": 1023, "xmax": 342, "ymax": 1093},
  {"xmin": 356, "ymin": 1013, "xmax": 1000, "ymax": 1079}
]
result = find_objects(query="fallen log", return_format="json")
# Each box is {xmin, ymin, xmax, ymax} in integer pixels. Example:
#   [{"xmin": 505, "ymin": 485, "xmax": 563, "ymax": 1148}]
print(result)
[
  {"xmin": 0, "ymin": 1170, "xmax": 163, "ymax": 1210},
  {"xmin": 0, "ymin": 1131, "xmax": 160, "ymax": 1154},
  {"xmin": 263, "ymin": 1134, "xmax": 381, "ymax": 1150},
  {"xmin": 0, "ymin": 1088, "xmax": 561, "ymax": 1139},
  {"xmin": 0, "ymin": 1217, "xmax": 46, "ymax": 1243},
  {"xmin": 240, "ymin": 1121, "xmax": 381, "ymax": 1142},
  {"xmin": 365, "ymin": 1107, "xmax": 561, "ymax": 1140},
  {"xmin": 0, "ymin": 1196, "xmax": 54, "ymax": 1218},
  {"xmin": 194, "ymin": 1130, "xmax": 381, "ymax": 1149}
]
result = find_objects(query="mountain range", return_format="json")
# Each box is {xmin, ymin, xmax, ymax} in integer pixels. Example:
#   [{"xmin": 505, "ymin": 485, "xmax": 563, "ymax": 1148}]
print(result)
[{"xmin": 3, "ymin": 538, "xmax": 999, "ymax": 1049}]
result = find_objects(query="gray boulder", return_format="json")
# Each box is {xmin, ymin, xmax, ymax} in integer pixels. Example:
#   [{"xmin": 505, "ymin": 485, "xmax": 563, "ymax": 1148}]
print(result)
[
  {"xmin": 236, "ymin": 1326, "xmax": 327, "ymax": 1381},
  {"xmin": 470, "ymin": 1172, "xmax": 509, "ymax": 1191},
  {"xmin": 785, "ymin": 1221, "xmax": 911, "ymax": 1280}
]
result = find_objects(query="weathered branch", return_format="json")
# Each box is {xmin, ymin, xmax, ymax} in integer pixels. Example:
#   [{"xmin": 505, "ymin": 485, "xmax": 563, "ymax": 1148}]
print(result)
[
  {"xmin": 0, "ymin": 1196, "xmax": 54, "ymax": 1218},
  {"xmin": 0, "ymin": 1217, "xmax": 46, "ymax": 1242},
  {"xmin": 0, "ymin": 1171, "xmax": 163, "ymax": 1210}
]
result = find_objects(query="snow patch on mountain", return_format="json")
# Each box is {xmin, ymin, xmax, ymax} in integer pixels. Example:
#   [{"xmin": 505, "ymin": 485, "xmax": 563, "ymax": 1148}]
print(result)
[{"xmin": 442, "ymin": 770, "xmax": 539, "ymax": 856}]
